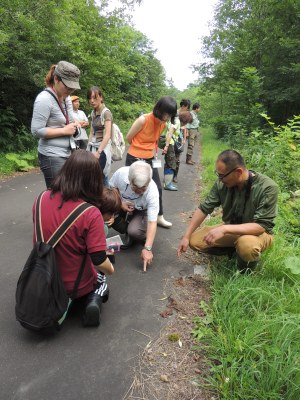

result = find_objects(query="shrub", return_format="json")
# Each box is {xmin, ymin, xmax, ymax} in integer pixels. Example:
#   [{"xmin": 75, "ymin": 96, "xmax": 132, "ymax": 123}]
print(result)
[{"xmin": 0, "ymin": 108, "xmax": 37, "ymax": 153}]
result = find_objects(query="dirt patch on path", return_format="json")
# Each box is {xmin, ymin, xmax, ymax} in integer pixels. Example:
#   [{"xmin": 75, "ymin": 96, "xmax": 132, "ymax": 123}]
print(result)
[
  {"xmin": 124, "ymin": 251, "xmax": 217, "ymax": 400},
  {"xmin": 123, "ymin": 146, "xmax": 217, "ymax": 399}
]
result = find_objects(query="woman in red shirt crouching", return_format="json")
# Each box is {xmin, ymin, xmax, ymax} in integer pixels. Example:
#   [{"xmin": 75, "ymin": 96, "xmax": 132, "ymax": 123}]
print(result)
[{"xmin": 32, "ymin": 150, "xmax": 118, "ymax": 327}]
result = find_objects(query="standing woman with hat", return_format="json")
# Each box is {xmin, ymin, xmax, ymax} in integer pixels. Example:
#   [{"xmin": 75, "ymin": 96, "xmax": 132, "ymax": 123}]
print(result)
[{"xmin": 31, "ymin": 61, "xmax": 81, "ymax": 188}]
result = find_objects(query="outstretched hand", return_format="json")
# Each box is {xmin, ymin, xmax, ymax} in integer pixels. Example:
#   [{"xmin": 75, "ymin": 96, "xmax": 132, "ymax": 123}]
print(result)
[
  {"xmin": 177, "ymin": 237, "xmax": 189, "ymax": 257},
  {"xmin": 141, "ymin": 249, "xmax": 153, "ymax": 272}
]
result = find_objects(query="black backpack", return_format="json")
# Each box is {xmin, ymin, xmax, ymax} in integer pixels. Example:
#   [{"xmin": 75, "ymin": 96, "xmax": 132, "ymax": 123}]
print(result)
[{"xmin": 15, "ymin": 191, "xmax": 93, "ymax": 332}]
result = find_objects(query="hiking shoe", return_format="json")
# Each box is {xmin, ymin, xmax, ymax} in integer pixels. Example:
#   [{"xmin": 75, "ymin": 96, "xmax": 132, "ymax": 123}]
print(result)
[
  {"xmin": 164, "ymin": 182, "xmax": 178, "ymax": 191},
  {"xmin": 157, "ymin": 215, "xmax": 172, "ymax": 228},
  {"xmin": 82, "ymin": 293, "xmax": 103, "ymax": 327}
]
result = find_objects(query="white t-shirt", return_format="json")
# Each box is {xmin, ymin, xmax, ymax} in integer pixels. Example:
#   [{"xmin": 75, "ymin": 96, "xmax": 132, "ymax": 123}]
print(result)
[
  {"xmin": 109, "ymin": 166, "xmax": 159, "ymax": 221},
  {"xmin": 72, "ymin": 109, "xmax": 88, "ymax": 140}
]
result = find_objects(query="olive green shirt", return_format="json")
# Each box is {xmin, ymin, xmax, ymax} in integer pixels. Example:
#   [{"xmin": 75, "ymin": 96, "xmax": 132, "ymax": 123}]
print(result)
[{"xmin": 199, "ymin": 171, "xmax": 278, "ymax": 233}]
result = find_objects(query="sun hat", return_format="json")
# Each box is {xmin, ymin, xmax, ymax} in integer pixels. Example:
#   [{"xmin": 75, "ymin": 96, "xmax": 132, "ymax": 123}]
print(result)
[
  {"xmin": 70, "ymin": 95, "xmax": 80, "ymax": 102},
  {"xmin": 55, "ymin": 61, "xmax": 81, "ymax": 90}
]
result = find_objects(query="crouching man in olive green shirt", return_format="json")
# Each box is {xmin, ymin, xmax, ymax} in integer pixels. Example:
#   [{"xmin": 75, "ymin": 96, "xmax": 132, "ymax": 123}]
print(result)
[{"xmin": 177, "ymin": 149, "xmax": 278, "ymax": 270}]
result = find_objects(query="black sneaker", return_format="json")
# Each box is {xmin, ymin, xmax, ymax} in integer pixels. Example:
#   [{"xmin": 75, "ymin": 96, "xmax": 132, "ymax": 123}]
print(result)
[{"xmin": 82, "ymin": 293, "xmax": 103, "ymax": 327}]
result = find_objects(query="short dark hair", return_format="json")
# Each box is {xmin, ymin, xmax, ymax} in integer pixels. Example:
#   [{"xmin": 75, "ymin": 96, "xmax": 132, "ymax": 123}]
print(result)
[
  {"xmin": 87, "ymin": 86, "xmax": 104, "ymax": 100},
  {"xmin": 217, "ymin": 150, "xmax": 245, "ymax": 170},
  {"xmin": 51, "ymin": 150, "xmax": 103, "ymax": 208},
  {"xmin": 153, "ymin": 96, "xmax": 177, "ymax": 124},
  {"xmin": 178, "ymin": 111, "xmax": 193, "ymax": 125},
  {"xmin": 192, "ymin": 103, "xmax": 200, "ymax": 110},
  {"xmin": 99, "ymin": 187, "xmax": 122, "ymax": 216},
  {"xmin": 180, "ymin": 99, "xmax": 191, "ymax": 109}
]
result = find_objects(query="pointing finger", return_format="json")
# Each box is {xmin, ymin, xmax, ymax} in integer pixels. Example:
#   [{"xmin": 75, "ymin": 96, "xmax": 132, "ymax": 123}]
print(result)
[{"xmin": 143, "ymin": 260, "xmax": 147, "ymax": 272}]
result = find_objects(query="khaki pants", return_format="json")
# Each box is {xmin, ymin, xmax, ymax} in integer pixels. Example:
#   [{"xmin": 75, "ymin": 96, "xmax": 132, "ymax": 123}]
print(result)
[
  {"xmin": 190, "ymin": 224, "xmax": 273, "ymax": 262},
  {"xmin": 187, "ymin": 128, "xmax": 198, "ymax": 156}
]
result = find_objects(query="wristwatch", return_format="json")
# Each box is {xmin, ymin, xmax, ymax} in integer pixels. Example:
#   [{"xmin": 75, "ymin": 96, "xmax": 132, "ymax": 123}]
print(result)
[{"xmin": 144, "ymin": 245, "xmax": 152, "ymax": 251}]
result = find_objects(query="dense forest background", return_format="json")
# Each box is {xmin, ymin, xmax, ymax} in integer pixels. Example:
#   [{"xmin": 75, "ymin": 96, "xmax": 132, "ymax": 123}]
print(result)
[
  {"xmin": 1, "ymin": 2, "xmax": 299, "ymax": 397},
  {"xmin": 1, "ymin": 0, "xmax": 299, "ymax": 133},
  {"xmin": 0, "ymin": 0, "xmax": 299, "ymax": 172}
]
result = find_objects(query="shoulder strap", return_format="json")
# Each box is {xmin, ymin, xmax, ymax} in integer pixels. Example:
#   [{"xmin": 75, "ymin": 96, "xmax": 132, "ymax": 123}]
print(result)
[
  {"xmin": 44, "ymin": 89, "xmax": 69, "ymax": 124},
  {"xmin": 55, "ymin": 204, "xmax": 93, "ymax": 300},
  {"xmin": 35, "ymin": 192, "xmax": 94, "ymax": 299},
  {"xmin": 35, "ymin": 191, "xmax": 94, "ymax": 247},
  {"xmin": 47, "ymin": 202, "xmax": 94, "ymax": 247},
  {"xmin": 44, "ymin": 88, "xmax": 60, "ymax": 105},
  {"xmin": 69, "ymin": 252, "xmax": 88, "ymax": 300},
  {"xmin": 100, "ymin": 107, "xmax": 109, "ymax": 125},
  {"xmin": 35, "ymin": 191, "xmax": 46, "ymax": 242}
]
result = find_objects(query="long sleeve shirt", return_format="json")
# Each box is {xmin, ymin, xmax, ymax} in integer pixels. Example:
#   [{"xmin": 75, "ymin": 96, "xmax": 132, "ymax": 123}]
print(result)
[
  {"xmin": 199, "ymin": 171, "xmax": 278, "ymax": 233},
  {"xmin": 31, "ymin": 90, "xmax": 74, "ymax": 157}
]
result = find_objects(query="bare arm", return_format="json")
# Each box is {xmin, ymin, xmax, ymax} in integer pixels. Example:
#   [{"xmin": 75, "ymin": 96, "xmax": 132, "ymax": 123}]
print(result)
[
  {"xmin": 162, "ymin": 126, "xmax": 175, "ymax": 154},
  {"xmin": 98, "ymin": 119, "xmax": 112, "ymax": 153},
  {"xmin": 95, "ymin": 257, "xmax": 114, "ymax": 275},
  {"xmin": 177, "ymin": 208, "xmax": 207, "ymax": 256},
  {"xmin": 31, "ymin": 94, "xmax": 79, "ymax": 139},
  {"xmin": 88, "ymin": 124, "xmax": 94, "ymax": 143},
  {"xmin": 126, "ymin": 115, "xmax": 145, "ymax": 144},
  {"xmin": 141, "ymin": 220, "xmax": 157, "ymax": 272},
  {"xmin": 183, "ymin": 127, "xmax": 188, "ymax": 142},
  {"xmin": 79, "ymin": 120, "xmax": 89, "ymax": 128},
  {"xmin": 203, "ymin": 222, "xmax": 265, "ymax": 246},
  {"xmin": 79, "ymin": 111, "xmax": 89, "ymax": 128}
]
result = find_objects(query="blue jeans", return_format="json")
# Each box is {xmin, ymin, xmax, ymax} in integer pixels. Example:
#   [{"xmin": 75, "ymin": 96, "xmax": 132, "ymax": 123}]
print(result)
[{"xmin": 38, "ymin": 152, "xmax": 67, "ymax": 188}]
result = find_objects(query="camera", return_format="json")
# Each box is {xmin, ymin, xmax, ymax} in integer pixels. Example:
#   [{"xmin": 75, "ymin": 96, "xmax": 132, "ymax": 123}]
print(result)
[
  {"xmin": 107, "ymin": 243, "xmax": 121, "ymax": 252},
  {"xmin": 73, "ymin": 126, "xmax": 81, "ymax": 139}
]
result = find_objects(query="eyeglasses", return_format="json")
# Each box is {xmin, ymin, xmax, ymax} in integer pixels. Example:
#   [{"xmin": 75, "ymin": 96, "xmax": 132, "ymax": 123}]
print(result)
[
  {"xmin": 58, "ymin": 78, "xmax": 74, "ymax": 93},
  {"xmin": 130, "ymin": 184, "xmax": 148, "ymax": 193},
  {"xmin": 214, "ymin": 167, "xmax": 237, "ymax": 180}
]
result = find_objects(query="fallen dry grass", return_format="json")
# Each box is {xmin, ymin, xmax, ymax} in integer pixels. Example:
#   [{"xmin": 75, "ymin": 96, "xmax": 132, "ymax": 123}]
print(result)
[
  {"xmin": 124, "ymin": 147, "xmax": 218, "ymax": 399},
  {"xmin": 123, "ymin": 269, "xmax": 217, "ymax": 400}
]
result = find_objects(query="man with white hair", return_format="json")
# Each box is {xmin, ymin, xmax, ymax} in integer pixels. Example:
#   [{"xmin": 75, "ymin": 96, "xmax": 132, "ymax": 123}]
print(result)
[{"xmin": 109, "ymin": 161, "xmax": 159, "ymax": 271}]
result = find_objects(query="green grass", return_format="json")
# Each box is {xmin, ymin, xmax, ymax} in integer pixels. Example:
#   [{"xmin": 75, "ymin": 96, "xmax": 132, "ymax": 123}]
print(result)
[
  {"xmin": 0, "ymin": 154, "xmax": 16, "ymax": 175},
  {"xmin": 193, "ymin": 129, "xmax": 300, "ymax": 399},
  {"xmin": 200, "ymin": 271, "xmax": 300, "ymax": 399},
  {"xmin": 0, "ymin": 150, "xmax": 38, "ymax": 177},
  {"xmin": 199, "ymin": 127, "xmax": 227, "ymax": 200}
]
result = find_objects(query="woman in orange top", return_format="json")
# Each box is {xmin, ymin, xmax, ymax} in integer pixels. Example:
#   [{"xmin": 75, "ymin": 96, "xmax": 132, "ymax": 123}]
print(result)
[{"xmin": 126, "ymin": 96, "xmax": 177, "ymax": 228}]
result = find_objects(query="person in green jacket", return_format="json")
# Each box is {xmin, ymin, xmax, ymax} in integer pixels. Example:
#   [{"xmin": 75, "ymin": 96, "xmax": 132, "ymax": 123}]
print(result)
[{"xmin": 177, "ymin": 149, "xmax": 278, "ymax": 271}]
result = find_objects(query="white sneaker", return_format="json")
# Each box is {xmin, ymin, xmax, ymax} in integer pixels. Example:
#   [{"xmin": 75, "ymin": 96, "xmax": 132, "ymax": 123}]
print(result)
[{"xmin": 157, "ymin": 215, "xmax": 172, "ymax": 228}]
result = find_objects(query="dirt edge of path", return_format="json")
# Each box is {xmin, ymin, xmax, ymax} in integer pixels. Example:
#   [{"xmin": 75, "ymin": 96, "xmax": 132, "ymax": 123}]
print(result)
[{"xmin": 123, "ymin": 259, "xmax": 217, "ymax": 400}]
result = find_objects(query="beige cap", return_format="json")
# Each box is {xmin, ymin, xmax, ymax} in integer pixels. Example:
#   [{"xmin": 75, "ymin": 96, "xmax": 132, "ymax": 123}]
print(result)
[{"xmin": 55, "ymin": 61, "xmax": 80, "ymax": 90}]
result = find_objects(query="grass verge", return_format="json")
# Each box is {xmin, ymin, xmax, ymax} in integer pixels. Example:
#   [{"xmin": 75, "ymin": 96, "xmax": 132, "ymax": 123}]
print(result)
[{"xmin": 193, "ymin": 128, "xmax": 300, "ymax": 399}]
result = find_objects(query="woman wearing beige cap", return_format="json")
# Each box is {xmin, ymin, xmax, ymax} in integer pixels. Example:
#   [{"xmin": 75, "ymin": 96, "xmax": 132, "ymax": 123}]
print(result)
[{"xmin": 31, "ymin": 61, "xmax": 81, "ymax": 188}]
